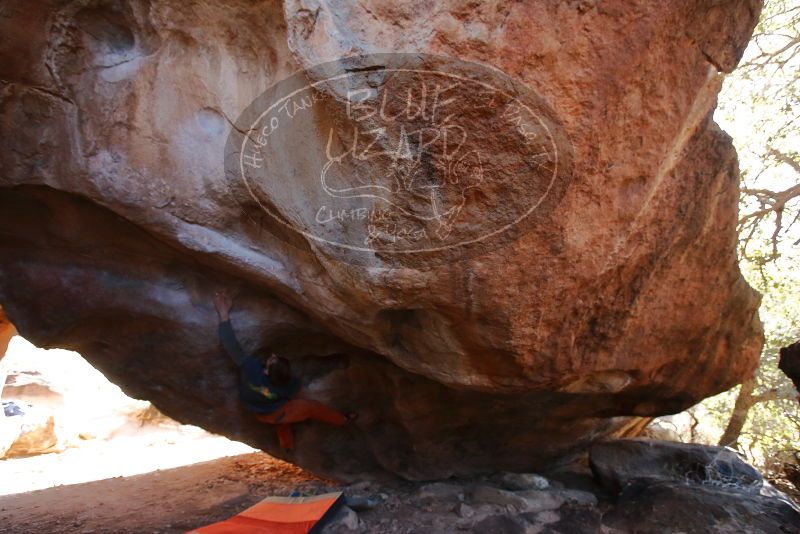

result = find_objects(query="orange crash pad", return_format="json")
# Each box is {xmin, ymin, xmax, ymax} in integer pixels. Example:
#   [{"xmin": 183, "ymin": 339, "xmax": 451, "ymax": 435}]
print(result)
[{"xmin": 187, "ymin": 491, "xmax": 344, "ymax": 534}]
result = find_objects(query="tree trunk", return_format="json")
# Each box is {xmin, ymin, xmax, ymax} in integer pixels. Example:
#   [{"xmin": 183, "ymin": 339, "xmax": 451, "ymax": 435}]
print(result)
[
  {"xmin": 718, "ymin": 377, "xmax": 757, "ymax": 448},
  {"xmin": 614, "ymin": 416, "xmax": 654, "ymax": 438}
]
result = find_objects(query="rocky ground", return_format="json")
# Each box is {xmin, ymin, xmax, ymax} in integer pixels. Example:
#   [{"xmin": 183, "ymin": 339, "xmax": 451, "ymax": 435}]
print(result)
[
  {"xmin": 1, "ymin": 336, "xmax": 798, "ymax": 532},
  {"xmin": 0, "ymin": 453, "xmax": 322, "ymax": 534},
  {"xmin": 0, "ymin": 335, "xmax": 254, "ymax": 494},
  {"xmin": 1, "ymin": 440, "xmax": 798, "ymax": 534}
]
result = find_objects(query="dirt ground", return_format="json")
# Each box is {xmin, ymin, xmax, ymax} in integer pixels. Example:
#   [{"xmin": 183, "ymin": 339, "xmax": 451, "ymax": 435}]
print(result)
[
  {"xmin": 0, "ymin": 448, "xmax": 612, "ymax": 534},
  {"xmin": 2, "ymin": 449, "xmax": 798, "ymax": 534},
  {"xmin": 0, "ymin": 452, "xmax": 332, "ymax": 534}
]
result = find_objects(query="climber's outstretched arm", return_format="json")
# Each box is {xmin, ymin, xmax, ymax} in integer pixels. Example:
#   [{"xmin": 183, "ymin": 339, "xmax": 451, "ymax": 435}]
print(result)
[{"xmin": 214, "ymin": 291, "xmax": 247, "ymax": 366}]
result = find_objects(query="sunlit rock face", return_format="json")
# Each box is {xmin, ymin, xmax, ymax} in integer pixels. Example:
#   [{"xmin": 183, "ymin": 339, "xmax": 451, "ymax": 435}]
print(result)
[
  {"xmin": 0, "ymin": 0, "xmax": 763, "ymax": 479},
  {"xmin": 0, "ymin": 307, "xmax": 15, "ymax": 359}
]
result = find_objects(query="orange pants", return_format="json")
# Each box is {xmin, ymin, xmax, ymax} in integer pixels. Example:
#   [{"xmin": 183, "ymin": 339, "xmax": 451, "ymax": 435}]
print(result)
[{"xmin": 255, "ymin": 399, "xmax": 347, "ymax": 450}]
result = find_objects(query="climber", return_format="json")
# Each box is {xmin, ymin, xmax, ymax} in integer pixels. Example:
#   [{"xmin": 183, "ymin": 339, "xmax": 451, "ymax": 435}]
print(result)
[{"xmin": 212, "ymin": 291, "xmax": 355, "ymax": 451}]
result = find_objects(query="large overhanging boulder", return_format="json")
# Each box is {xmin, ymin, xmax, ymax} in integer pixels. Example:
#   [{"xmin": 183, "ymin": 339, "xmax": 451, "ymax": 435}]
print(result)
[{"xmin": 0, "ymin": 0, "xmax": 763, "ymax": 480}]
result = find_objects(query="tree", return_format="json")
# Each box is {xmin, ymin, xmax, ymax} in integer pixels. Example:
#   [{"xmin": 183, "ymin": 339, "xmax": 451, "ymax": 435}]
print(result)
[
  {"xmin": 700, "ymin": 0, "xmax": 800, "ymax": 475},
  {"xmin": 725, "ymin": 0, "xmax": 800, "ymax": 266}
]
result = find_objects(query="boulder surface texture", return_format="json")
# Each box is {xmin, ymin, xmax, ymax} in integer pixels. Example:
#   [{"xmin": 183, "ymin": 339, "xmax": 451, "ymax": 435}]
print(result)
[
  {"xmin": 0, "ymin": 0, "xmax": 763, "ymax": 479},
  {"xmin": 592, "ymin": 439, "xmax": 800, "ymax": 533}
]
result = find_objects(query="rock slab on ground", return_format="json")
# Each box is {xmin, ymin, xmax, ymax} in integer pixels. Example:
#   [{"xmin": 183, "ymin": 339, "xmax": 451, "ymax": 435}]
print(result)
[
  {"xmin": 590, "ymin": 437, "xmax": 763, "ymax": 494},
  {"xmin": 592, "ymin": 439, "xmax": 800, "ymax": 534}
]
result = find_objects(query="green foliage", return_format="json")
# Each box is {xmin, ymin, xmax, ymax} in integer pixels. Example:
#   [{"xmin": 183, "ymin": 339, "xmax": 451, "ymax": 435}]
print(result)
[
  {"xmin": 692, "ymin": 256, "xmax": 799, "ymax": 473},
  {"xmin": 703, "ymin": 0, "xmax": 800, "ymax": 474},
  {"xmin": 737, "ymin": 257, "xmax": 800, "ymax": 473},
  {"xmin": 716, "ymin": 0, "xmax": 800, "ymax": 264}
]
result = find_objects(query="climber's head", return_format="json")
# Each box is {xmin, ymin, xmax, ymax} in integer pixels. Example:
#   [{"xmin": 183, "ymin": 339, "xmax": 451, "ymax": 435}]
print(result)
[{"xmin": 265, "ymin": 354, "xmax": 292, "ymax": 386}]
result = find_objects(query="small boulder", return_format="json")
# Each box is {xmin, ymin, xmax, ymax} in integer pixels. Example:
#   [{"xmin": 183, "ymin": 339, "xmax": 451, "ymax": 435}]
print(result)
[
  {"xmin": 343, "ymin": 495, "xmax": 381, "ymax": 512},
  {"xmin": 2, "ymin": 400, "xmax": 25, "ymax": 417},
  {"xmin": 338, "ymin": 507, "xmax": 359, "ymax": 531},
  {"xmin": 470, "ymin": 486, "xmax": 529, "ymax": 510},
  {"xmin": 456, "ymin": 503, "xmax": 475, "ymax": 518},
  {"xmin": 0, "ymin": 407, "xmax": 60, "ymax": 459},
  {"xmin": 522, "ymin": 489, "xmax": 597, "ymax": 507},
  {"xmin": 470, "ymin": 514, "xmax": 526, "ymax": 534},
  {"xmin": 321, "ymin": 505, "xmax": 360, "ymax": 532},
  {"xmin": 590, "ymin": 438, "xmax": 762, "ymax": 494},
  {"xmin": 470, "ymin": 486, "xmax": 564, "ymax": 513},
  {"xmin": 497, "ymin": 472, "xmax": 550, "ymax": 491},
  {"xmin": 602, "ymin": 479, "xmax": 800, "ymax": 534},
  {"xmin": 524, "ymin": 504, "xmax": 602, "ymax": 534},
  {"xmin": 779, "ymin": 341, "xmax": 800, "ymax": 396},
  {"xmin": 416, "ymin": 482, "xmax": 465, "ymax": 502}
]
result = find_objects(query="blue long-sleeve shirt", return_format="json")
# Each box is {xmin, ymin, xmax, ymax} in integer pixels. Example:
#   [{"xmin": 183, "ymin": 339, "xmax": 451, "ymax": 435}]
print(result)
[{"xmin": 218, "ymin": 320, "xmax": 298, "ymax": 414}]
